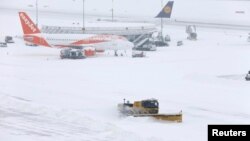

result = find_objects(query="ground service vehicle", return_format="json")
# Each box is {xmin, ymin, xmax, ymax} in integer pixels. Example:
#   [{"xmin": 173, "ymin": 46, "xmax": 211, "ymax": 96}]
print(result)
[
  {"xmin": 186, "ymin": 25, "xmax": 197, "ymax": 40},
  {"xmin": 177, "ymin": 41, "xmax": 183, "ymax": 46},
  {"xmin": 132, "ymin": 51, "xmax": 146, "ymax": 58},
  {"xmin": 5, "ymin": 36, "xmax": 14, "ymax": 43},
  {"xmin": 154, "ymin": 34, "xmax": 169, "ymax": 47},
  {"xmin": 245, "ymin": 71, "xmax": 250, "ymax": 81},
  {"xmin": 60, "ymin": 48, "xmax": 86, "ymax": 59},
  {"xmin": 0, "ymin": 42, "xmax": 7, "ymax": 47},
  {"xmin": 118, "ymin": 99, "xmax": 182, "ymax": 122}
]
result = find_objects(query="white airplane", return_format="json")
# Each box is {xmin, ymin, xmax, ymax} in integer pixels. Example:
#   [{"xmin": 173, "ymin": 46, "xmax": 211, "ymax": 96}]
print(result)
[{"xmin": 19, "ymin": 12, "xmax": 134, "ymax": 52}]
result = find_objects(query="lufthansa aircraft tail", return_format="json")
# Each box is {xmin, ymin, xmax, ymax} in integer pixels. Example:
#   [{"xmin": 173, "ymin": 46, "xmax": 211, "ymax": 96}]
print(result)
[{"xmin": 156, "ymin": 1, "xmax": 174, "ymax": 18}]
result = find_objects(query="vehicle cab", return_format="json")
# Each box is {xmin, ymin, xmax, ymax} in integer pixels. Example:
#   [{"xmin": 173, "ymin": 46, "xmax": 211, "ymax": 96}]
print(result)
[{"xmin": 0, "ymin": 42, "xmax": 7, "ymax": 47}]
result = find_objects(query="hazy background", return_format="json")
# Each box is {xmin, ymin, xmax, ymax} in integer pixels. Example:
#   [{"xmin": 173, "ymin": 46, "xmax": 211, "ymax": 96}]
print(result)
[{"xmin": 1, "ymin": 0, "xmax": 250, "ymax": 22}]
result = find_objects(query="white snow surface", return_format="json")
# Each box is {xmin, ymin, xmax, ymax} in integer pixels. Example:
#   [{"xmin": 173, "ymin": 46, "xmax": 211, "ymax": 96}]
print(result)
[{"xmin": 1, "ymin": 1, "xmax": 250, "ymax": 141}]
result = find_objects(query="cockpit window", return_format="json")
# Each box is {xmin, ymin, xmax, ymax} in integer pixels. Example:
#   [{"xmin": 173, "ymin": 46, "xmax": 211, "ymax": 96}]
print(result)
[{"xmin": 142, "ymin": 100, "xmax": 159, "ymax": 108}]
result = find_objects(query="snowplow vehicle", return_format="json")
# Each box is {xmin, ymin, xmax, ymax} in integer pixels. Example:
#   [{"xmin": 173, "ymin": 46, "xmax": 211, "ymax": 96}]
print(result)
[{"xmin": 118, "ymin": 99, "xmax": 182, "ymax": 122}]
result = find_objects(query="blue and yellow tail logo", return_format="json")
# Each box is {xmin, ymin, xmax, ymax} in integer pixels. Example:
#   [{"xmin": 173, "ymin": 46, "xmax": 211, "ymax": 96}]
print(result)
[
  {"xmin": 156, "ymin": 1, "xmax": 174, "ymax": 18},
  {"xmin": 164, "ymin": 6, "xmax": 172, "ymax": 14}
]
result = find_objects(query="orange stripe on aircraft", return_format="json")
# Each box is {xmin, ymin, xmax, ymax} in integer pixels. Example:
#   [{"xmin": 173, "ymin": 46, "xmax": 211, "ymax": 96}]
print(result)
[
  {"xmin": 24, "ymin": 35, "xmax": 51, "ymax": 47},
  {"xmin": 71, "ymin": 39, "xmax": 107, "ymax": 45}
]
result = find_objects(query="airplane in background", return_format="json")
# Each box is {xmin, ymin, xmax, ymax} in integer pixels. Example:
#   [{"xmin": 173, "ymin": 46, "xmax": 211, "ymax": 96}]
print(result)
[
  {"xmin": 18, "ymin": 12, "xmax": 134, "ymax": 53},
  {"xmin": 155, "ymin": 1, "xmax": 250, "ymax": 30},
  {"xmin": 156, "ymin": 1, "xmax": 174, "ymax": 19}
]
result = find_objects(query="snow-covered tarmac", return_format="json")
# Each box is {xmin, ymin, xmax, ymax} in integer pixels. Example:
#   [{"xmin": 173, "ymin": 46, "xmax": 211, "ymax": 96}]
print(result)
[{"xmin": 1, "ymin": 9, "xmax": 250, "ymax": 141}]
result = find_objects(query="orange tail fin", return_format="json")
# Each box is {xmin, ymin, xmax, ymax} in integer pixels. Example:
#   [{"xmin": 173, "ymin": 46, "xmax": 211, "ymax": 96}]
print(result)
[{"xmin": 19, "ymin": 12, "xmax": 41, "ymax": 35}]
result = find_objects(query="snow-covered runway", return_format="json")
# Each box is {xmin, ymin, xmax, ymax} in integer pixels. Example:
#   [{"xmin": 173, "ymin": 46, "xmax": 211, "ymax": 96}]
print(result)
[{"xmin": 1, "ymin": 7, "xmax": 250, "ymax": 141}]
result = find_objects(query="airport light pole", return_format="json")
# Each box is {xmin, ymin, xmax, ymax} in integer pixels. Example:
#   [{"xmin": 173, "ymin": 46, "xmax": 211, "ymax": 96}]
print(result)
[
  {"xmin": 160, "ymin": 0, "xmax": 163, "ymax": 37},
  {"xmin": 112, "ymin": 0, "xmax": 114, "ymax": 22},
  {"xmin": 82, "ymin": 0, "xmax": 85, "ymax": 30},
  {"xmin": 36, "ymin": 0, "xmax": 39, "ymax": 27}
]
